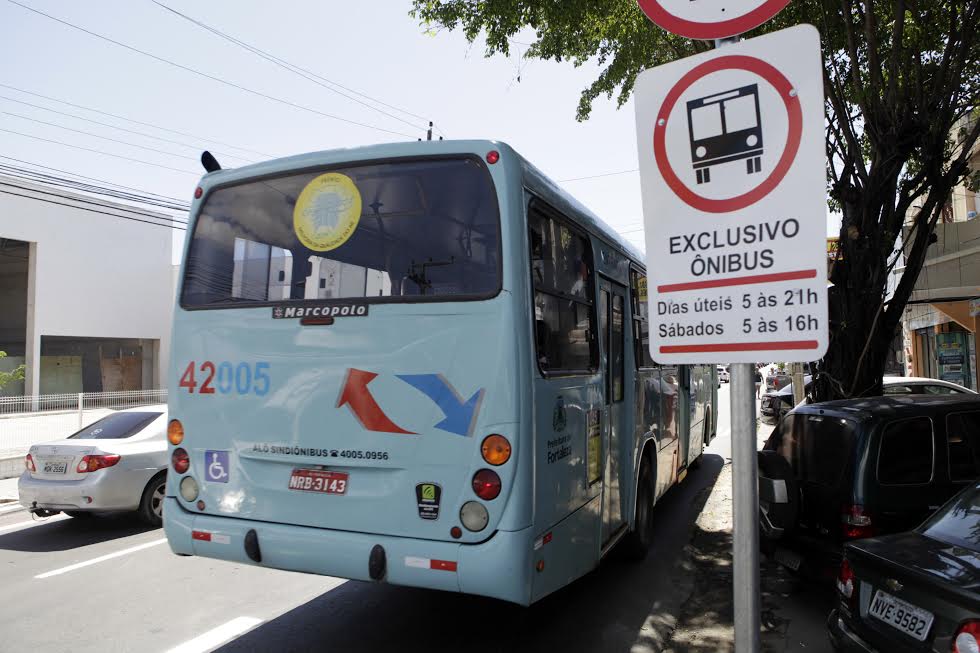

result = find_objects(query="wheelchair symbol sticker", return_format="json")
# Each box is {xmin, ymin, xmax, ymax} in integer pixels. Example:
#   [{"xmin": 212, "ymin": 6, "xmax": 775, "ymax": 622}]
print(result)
[{"xmin": 205, "ymin": 450, "xmax": 230, "ymax": 483}]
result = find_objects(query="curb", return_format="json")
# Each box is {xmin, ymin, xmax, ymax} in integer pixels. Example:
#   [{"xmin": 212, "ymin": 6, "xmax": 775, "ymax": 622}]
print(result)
[
  {"xmin": 0, "ymin": 502, "xmax": 25, "ymax": 516},
  {"xmin": 0, "ymin": 455, "xmax": 24, "ymax": 481}
]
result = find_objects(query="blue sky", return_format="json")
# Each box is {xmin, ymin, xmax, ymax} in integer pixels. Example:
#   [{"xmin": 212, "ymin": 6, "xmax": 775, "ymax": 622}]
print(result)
[{"xmin": 0, "ymin": 1, "xmax": 836, "ymax": 264}]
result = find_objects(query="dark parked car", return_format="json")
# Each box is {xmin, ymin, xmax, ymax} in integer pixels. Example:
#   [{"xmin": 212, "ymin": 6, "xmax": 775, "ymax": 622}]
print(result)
[
  {"xmin": 760, "ymin": 375, "xmax": 975, "ymax": 426},
  {"xmin": 765, "ymin": 371, "xmax": 792, "ymax": 394},
  {"xmin": 759, "ymin": 395, "xmax": 980, "ymax": 572},
  {"xmin": 760, "ymin": 375, "xmax": 811, "ymax": 425},
  {"xmin": 828, "ymin": 481, "xmax": 980, "ymax": 652}
]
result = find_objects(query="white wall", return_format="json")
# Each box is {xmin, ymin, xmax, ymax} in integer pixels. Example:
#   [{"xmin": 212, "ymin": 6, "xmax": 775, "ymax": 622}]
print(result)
[{"xmin": 0, "ymin": 176, "xmax": 173, "ymax": 390}]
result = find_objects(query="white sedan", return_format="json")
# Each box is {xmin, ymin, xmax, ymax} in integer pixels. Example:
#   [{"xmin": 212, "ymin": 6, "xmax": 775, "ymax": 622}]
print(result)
[
  {"xmin": 880, "ymin": 375, "xmax": 976, "ymax": 395},
  {"xmin": 18, "ymin": 405, "xmax": 168, "ymax": 526}
]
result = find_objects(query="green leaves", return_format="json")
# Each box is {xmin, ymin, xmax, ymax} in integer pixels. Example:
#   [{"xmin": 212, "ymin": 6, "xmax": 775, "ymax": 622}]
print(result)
[{"xmin": 0, "ymin": 351, "xmax": 25, "ymax": 391}]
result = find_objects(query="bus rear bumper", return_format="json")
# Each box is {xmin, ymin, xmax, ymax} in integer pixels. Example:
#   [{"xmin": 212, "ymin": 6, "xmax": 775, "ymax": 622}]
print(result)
[{"xmin": 164, "ymin": 498, "xmax": 534, "ymax": 605}]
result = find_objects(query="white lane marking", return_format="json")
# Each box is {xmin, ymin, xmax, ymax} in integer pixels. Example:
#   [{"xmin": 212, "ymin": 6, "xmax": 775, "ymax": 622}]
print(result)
[
  {"xmin": 35, "ymin": 537, "xmax": 167, "ymax": 579},
  {"xmin": 166, "ymin": 616, "xmax": 263, "ymax": 653},
  {"xmin": 0, "ymin": 513, "xmax": 70, "ymax": 534}
]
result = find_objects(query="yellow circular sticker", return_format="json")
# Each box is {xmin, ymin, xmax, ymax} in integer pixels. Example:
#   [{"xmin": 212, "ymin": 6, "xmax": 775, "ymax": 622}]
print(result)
[{"xmin": 293, "ymin": 173, "xmax": 362, "ymax": 251}]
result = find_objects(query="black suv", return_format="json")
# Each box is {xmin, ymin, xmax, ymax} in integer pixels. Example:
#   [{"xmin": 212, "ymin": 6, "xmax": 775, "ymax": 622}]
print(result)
[{"xmin": 759, "ymin": 394, "xmax": 980, "ymax": 570}]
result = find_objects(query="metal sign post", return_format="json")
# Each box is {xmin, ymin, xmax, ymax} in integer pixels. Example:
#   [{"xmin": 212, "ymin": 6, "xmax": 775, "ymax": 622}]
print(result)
[{"xmin": 730, "ymin": 362, "xmax": 760, "ymax": 650}]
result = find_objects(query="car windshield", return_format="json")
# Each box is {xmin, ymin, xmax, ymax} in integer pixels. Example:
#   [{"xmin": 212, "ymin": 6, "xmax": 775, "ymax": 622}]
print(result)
[
  {"xmin": 919, "ymin": 484, "xmax": 980, "ymax": 552},
  {"xmin": 68, "ymin": 411, "xmax": 162, "ymax": 440},
  {"xmin": 182, "ymin": 157, "xmax": 501, "ymax": 307}
]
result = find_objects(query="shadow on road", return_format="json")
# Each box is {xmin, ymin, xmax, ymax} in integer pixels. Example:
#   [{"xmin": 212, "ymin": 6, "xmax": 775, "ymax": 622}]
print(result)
[
  {"xmin": 0, "ymin": 513, "xmax": 158, "ymax": 552},
  {"xmin": 217, "ymin": 453, "xmax": 725, "ymax": 653}
]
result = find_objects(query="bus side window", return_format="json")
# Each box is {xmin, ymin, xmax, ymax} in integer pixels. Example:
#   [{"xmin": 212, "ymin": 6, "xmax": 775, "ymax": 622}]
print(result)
[
  {"xmin": 631, "ymin": 270, "xmax": 654, "ymax": 368},
  {"xmin": 528, "ymin": 205, "xmax": 596, "ymax": 374}
]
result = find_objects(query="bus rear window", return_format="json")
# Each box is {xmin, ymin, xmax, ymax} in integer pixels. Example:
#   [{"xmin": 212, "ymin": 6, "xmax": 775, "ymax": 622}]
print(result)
[{"xmin": 182, "ymin": 157, "xmax": 500, "ymax": 307}]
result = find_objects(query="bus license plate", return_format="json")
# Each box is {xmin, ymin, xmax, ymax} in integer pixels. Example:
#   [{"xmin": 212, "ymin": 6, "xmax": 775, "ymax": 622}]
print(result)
[
  {"xmin": 869, "ymin": 589, "xmax": 933, "ymax": 641},
  {"xmin": 288, "ymin": 469, "xmax": 348, "ymax": 495}
]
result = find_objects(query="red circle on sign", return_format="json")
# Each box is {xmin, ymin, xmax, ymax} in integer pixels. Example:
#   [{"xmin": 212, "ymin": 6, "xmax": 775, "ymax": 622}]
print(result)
[
  {"xmin": 636, "ymin": 0, "xmax": 790, "ymax": 40},
  {"xmin": 653, "ymin": 54, "xmax": 802, "ymax": 214}
]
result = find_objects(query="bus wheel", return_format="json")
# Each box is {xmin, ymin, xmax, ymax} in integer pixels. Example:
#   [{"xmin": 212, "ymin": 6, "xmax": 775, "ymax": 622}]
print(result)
[{"xmin": 622, "ymin": 457, "xmax": 654, "ymax": 561}]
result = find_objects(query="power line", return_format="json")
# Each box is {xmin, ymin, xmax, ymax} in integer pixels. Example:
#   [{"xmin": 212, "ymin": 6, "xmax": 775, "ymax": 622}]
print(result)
[
  {"xmin": 151, "ymin": 1, "xmax": 435, "ymax": 134},
  {"xmin": 0, "ymin": 177, "xmax": 187, "ymax": 221},
  {"xmin": 558, "ymin": 168, "xmax": 640, "ymax": 183},
  {"xmin": 0, "ymin": 93, "xmax": 256, "ymax": 163},
  {"xmin": 0, "ymin": 155, "xmax": 191, "ymax": 205},
  {"xmin": 2, "ymin": 109, "xmax": 206, "ymax": 162},
  {"xmin": 0, "ymin": 165, "xmax": 190, "ymax": 212},
  {"xmin": 4, "ymin": 0, "xmax": 415, "ymax": 138},
  {"xmin": 0, "ymin": 83, "xmax": 273, "ymax": 158},
  {"xmin": 0, "ymin": 187, "xmax": 185, "ymax": 231},
  {"xmin": 0, "ymin": 127, "xmax": 199, "ymax": 176}
]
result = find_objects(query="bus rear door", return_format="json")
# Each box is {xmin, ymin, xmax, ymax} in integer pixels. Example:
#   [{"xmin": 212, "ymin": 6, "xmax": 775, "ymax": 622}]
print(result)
[{"xmin": 598, "ymin": 279, "xmax": 629, "ymax": 547}]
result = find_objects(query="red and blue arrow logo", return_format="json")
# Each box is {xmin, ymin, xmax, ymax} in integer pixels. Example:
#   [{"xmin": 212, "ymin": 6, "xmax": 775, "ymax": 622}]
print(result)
[
  {"xmin": 397, "ymin": 374, "xmax": 485, "ymax": 437},
  {"xmin": 337, "ymin": 369, "xmax": 416, "ymax": 434}
]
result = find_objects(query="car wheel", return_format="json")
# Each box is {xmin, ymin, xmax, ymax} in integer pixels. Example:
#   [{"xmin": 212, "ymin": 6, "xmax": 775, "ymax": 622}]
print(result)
[
  {"xmin": 621, "ymin": 457, "xmax": 654, "ymax": 561},
  {"xmin": 64, "ymin": 511, "xmax": 95, "ymax": 519},
  {"xmin": 138, "ymin": 473, "xmax": 166, "ymax": 527}
]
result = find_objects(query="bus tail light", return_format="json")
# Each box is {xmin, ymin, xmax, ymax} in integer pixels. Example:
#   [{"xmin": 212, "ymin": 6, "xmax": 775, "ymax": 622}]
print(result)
[
  {"xmin": 472, "ymin": 469, "xmax": 501, "ymax": 500},
  {"xmin": 485, "ymin": 150, "xmax": 500, "ymax": 164},
  {"xmin": 460, "ymin": 501, "xmax": 489, "ymax": 532},
  {"xmin": 168, "ymin": 419, "xmax": 184, "ymax": 446},
  {"xmin": 180, "ymin": 476, "xmax": 199, "ymax": 502},
  {"xmin": 25, "ymin": 453, "xmax": 35, "ymax": 472},
  {"xmin": 481, "ymin": 435, "xmax": 511, "ymax": 466},
  {"xmin": 76, "ymin": 454, "xmax": 121, "ymax": 473},
  {"xmin": 172, "ymin": 448, "xmax": 190, "ymax": 474}
]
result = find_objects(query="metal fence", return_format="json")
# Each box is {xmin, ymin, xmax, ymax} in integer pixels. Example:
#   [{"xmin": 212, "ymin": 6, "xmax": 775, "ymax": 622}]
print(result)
[{"xmin": 0, "ymin": 389, "xmax": 168, "ymax": 455}]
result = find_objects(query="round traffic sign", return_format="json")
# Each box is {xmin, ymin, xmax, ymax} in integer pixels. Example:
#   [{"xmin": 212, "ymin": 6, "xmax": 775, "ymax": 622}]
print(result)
[
  {"xmin": 652, "ymin": 54, "xmax": 802, "ymax": 213},
  {"xmin": 636, "ymin": 0, "xmax": 790, "ymax": 40}
]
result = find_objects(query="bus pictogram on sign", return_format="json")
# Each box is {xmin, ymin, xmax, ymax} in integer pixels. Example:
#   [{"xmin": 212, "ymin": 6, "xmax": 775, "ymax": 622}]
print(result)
[
  {"xmin": 687, "ymin": 84, "xmax": 764, "ymax": 185},
  {"xmin": 653, "ymin": 54, "xmax": 802, "ymax": 214}
]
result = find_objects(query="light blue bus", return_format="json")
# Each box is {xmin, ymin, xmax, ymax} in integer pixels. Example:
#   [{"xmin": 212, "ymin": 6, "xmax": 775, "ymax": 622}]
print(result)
[{"xmin": 164, "ymin": 140, "xmax": 717, "ymax": 606}]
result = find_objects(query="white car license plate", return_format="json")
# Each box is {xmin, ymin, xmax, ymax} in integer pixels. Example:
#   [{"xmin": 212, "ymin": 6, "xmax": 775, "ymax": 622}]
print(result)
[
  {"xmin": 42, "ymin": 461, "xmax": 68, "ymax": 474},
  {"xmin": 288, "ymin": 469, "xmax": 348, "ymax": 495},
  {"xmin": 869, "ymin": 589, "xmax": 933, "ymax": 641}
]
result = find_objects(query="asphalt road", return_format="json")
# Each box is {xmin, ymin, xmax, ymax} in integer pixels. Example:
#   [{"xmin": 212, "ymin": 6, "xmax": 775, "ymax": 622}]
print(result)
[{"xmin": 0, "ymin": 388, "xmax": 737, "ymax": 653}]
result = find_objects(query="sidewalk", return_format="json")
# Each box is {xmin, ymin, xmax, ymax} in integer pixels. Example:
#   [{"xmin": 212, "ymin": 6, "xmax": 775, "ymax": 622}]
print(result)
[{"xmin": 664, "ymin": 461, "xmax": 833, "ymax": 651}]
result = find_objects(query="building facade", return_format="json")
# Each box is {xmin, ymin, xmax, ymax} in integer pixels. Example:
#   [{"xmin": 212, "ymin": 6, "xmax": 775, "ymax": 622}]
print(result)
[
  {"xmin": 0, "ymin": 175, "xmax": 174, "ymax": 396},
  {"xmin": 900, "ymin": 113, "xmax": 980, "ymax": 389}
]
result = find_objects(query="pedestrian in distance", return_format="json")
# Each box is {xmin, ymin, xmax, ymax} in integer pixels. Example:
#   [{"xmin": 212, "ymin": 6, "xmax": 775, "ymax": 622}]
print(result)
[{"xmin": 755, "ymin": 367, "xmax": 763, "ymax": 398}]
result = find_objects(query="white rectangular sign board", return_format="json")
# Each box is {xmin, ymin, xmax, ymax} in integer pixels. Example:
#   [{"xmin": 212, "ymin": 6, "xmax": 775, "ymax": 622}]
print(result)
[{"xmin": 634, "ymin": 24, "xmax": 828, "ymax": 364}]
